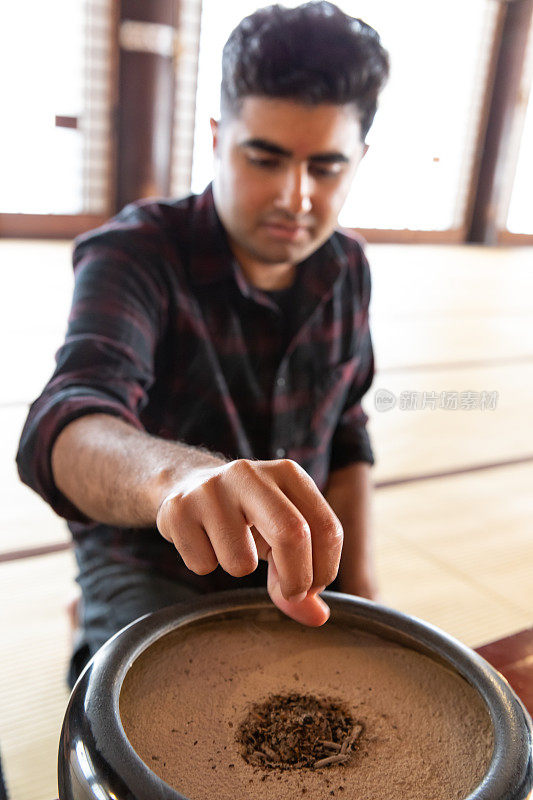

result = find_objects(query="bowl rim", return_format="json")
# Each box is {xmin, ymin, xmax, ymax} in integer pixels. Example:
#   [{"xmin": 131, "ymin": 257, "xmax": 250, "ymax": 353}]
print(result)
[{"xmin": 58, "ymin": 588, "xmax": 533, "ymax": 800}]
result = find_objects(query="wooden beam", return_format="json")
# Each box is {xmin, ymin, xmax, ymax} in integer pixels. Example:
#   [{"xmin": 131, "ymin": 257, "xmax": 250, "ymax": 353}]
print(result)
[
  {"xmin": 467, "ymin": 0, "xmax": 533, "ymax": 243},
  {"xmin": 498, "ymin": 230, "xmax": 533, "ymax": 245},
  {"xmin": 349, "ymin": 228, "xmax": 465, "ymax": 244},
  {"xmin": 116, "ymin": 0, "xmax": 179, "ymax": 210},
  {"xmin": 0, "ymin": 213, "xmax": 109, "ymax": 239}
]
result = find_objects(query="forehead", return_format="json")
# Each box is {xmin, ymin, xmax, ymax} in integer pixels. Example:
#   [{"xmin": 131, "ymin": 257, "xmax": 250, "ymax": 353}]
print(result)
[{"xmin": 223, "ymin": 96, "xmax": 363, "ymax": 156}]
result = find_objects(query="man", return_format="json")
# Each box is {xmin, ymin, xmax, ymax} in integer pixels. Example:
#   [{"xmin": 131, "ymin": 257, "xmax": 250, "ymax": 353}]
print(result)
[{"xmin": 17, "ymin": 1, "xmax": 389, "ymax": 686}]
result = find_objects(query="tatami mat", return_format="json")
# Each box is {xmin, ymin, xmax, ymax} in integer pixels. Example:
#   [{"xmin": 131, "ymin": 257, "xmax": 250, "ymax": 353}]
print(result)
[
  {"xmin": 367, "ymin": 244, "xmax": 533, "ymax": 370},
  {"xmin": 367, "ymin": 244, "xmax": 533, "ymax": 314},
  {"xmin": 367, "ymin": 362, "xmax": 533, "ymax": 482},
  {"xmin": 0, "ymin": 552, "xmax": 74, "ymax": 800},
  {"xmin": 374, "ymin": 463, "xmax": 533, "ymax": 617},
  {"xmin": 372, "ymin": 314, "xmax": 533, "ymax": 370},
  {"xmin": 374, "ymin": 533, "xmax": 532, "ymax": 647}
]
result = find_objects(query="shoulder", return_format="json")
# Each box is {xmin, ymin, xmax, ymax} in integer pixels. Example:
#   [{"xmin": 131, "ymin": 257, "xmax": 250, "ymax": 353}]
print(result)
[
  {"xmin": 334, "ymin": 227, "xmax": 368, "ymax": 265},
  {"xmin": 332, "ymin": 228, "xmax": 371, "ymax": 303},
  {"xmin": 73, "ymin": 194, "xmax": 194, "ymax": 264},
  {"xmin": 336, "ymin": 226, "xmax": 368, "ymax": 251},
  {"xmin": 70, "ymin": 196, "xmax": 201, "ymax": 305}
]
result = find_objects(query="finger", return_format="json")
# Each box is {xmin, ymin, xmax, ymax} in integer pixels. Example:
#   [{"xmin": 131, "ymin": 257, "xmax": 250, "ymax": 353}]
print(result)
[
  {"xmin": 167, "ymin": 521, "xmax": 219, "ymax": 575},
  {"xmin": 250, "ymin": 524, "xmax": 270, "ymax": 561},
  {"xmin": 267, "ymin": 552, "xmax": 330, "ymax": 626},
  {"xmin": 251, "ymin": 525, "xmax": 326, "ymax": 602},
  {"xmin": 200, "ymin": 500, "xmax": 258, "ymax": 578},
  {"xmin": 276, "ymin": 461, "xmax": 343, "ymax": 589},
  {"xmin": 223, "ymin": 462, "xmax": 313, "ymax": 598},
  {"xmin": 157, "ymin": 496, "xmax": 219, "ymax": 575},
  {"xmin": 238, "ymin": 476, "xmax": 313, "ymax": 601}
]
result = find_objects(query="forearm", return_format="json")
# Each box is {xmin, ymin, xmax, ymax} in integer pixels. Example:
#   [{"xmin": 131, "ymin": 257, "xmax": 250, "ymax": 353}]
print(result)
[
  {"xmin": 324, "ymin": 461, "xmax": 375, "ymax": 597},
  {"xmin": 51, "ymin": 413, "xmax": 347, "ymax": 626},
  {"xmin": 51, "ymin": 413, "xmax": 226, "ymax": 526}
]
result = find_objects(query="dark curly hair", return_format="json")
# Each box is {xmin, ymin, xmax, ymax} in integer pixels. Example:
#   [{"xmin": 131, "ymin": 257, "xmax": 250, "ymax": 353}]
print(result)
[{"xmin": 220, "ymin": 1, "xmax": 389, "ymax": 141}]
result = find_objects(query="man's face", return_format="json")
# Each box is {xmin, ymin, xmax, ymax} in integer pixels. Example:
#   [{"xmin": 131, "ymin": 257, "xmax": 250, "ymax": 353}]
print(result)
[{"xmin": 211, "ymin": 96, "xmax": 367, "ymax": 288}]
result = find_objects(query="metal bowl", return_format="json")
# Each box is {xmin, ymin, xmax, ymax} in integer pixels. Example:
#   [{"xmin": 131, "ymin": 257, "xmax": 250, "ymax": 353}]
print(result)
[{"xmin": 58, "ymin": 588, "xmax": 533, "ymax": 800}]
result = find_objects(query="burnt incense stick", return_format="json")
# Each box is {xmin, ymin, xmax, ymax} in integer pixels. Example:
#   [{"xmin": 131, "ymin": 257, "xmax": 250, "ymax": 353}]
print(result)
[
  {"xmin": 341, "ymin": 724, "xmax": 364, "ymax": 755},
  {"xmin": 260, "ymin": 743, "xmax": 279, "ymax": 761},
  {"xmin": 238, "ymin": 692, "xmax": 364, "ymax": 771},
  {"xmin": 313, "ymin": 753, "xmax": 350, "ymax": 768},
  {"xmin": 318, "ymin": 740, "xmax": 342, "ymax": 751}
]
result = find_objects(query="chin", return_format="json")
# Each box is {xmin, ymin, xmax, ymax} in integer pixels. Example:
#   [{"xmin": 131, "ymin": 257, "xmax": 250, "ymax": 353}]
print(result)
[{"xmin": 255, "ymin": 239, "xmax": 317, "ymax": 266}]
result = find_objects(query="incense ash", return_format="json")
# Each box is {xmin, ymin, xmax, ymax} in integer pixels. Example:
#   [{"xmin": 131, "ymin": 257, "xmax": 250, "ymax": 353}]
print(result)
[{"xmin": 237, "ymin": 692, "xmax": 364, "ymax": 771}]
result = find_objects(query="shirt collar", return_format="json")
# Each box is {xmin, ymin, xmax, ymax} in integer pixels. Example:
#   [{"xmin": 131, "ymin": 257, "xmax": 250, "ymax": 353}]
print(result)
[
  {"xmin": 188, "ymin": 183, "xmax": 236, "ymax": 286},
  {"xmin": 189, "ymin": 182, "xmax": 348, "ymax": 300}
]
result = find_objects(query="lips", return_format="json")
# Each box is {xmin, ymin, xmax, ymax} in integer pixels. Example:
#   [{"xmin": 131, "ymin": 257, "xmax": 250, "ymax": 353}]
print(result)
[{"xmin": 261, "ymin": 220, "xmax": 311, "ymax": 241}]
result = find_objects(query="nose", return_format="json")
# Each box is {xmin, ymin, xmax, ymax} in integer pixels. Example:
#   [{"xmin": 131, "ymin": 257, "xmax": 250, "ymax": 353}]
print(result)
[{"xmin": 274, "ymin": 163, "xmax": 312, "ymax": 216}]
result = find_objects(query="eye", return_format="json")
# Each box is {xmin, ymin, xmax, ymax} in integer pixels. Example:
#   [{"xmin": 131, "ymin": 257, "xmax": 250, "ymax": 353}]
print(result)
[
  {"xmin": 309, "ymin": 163, "xmax": 343, "ymax": 178},
  {"xmin": 247, "ymin": 155, "xmax": 282, "ymax": 170}
]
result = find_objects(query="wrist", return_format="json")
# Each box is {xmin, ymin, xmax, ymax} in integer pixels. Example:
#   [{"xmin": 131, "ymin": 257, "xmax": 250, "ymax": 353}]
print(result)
[{"xmin": 151, "ymin": 458, "xmax": 228, "ymax": 522}]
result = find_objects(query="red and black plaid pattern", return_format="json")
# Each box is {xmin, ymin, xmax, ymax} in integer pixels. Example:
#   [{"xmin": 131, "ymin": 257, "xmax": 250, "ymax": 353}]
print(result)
[{"xmin": 17, "ymin": 184, "xmax": 374, "ymax": 551}]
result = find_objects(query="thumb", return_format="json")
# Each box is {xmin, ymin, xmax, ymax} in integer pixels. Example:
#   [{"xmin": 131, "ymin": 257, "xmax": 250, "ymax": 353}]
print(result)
[{"xmin": 266, "ymin": 551, "xmax": 330, "ymax": 627}]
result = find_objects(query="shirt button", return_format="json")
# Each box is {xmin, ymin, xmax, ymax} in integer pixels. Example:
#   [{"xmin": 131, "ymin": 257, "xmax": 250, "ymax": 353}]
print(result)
[
  {"xmin": 275, "ymin": 447, "xmax": 286, "ymax": 458},
  {"xmin": 276, "ymin": 377, "xmax": 285, "ymax": 388}
]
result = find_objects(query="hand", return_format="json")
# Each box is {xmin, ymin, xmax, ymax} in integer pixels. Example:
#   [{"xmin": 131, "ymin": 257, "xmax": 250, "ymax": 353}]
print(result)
[{"xmin": 156, "ymin": 458, "xmax": 343, "ymax": 626}]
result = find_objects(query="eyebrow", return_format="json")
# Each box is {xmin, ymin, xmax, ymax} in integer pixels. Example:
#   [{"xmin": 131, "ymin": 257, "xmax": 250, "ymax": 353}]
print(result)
[{"xmin": 240, "ymin": 138, "xmax": 350, "ymax": 164}]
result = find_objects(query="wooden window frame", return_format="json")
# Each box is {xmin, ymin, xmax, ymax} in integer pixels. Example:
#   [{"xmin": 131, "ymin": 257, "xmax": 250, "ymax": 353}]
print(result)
[
  {"xmin": 467, "ymin": 0, "xmax": 533, "ymax": 245},
  {"xmin": 496, "ymin": 0, "xmax": 533, "ymax": 247},
  {"xmin": 0, "ymin": 2, "xmax": 120, "ymax": 240},
  {"xmin": 1, "ymin": 0, "xmax": 532, "ymax": 244},
  {"xmin": 0, "ymin": 213, "xmax": 110, "ymax": 239}
]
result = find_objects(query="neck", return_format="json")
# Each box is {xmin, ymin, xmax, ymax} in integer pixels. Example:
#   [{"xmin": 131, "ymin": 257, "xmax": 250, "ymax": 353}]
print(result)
[{"xmin": 230, "ymin": 241, "xmax": 296, "ymax": 290}]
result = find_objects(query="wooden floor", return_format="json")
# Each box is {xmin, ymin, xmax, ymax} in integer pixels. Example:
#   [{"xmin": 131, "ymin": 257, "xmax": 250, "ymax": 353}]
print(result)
[{"xmin": 0, "ymin": 240, "xmax": 532, "ymax": 800}]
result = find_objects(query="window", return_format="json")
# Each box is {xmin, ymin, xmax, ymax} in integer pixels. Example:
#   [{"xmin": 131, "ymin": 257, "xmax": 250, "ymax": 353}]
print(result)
[
  {"xmin": 505, "ymin": 25, "xmax": 533, "ymax": 235},
  {"xmin": 191, "ymin": 0, "xmax": 499, "ymax": 234},
  {"xmin": 0, "ymin": 0, "xmax": 115, "ymax": 217}
]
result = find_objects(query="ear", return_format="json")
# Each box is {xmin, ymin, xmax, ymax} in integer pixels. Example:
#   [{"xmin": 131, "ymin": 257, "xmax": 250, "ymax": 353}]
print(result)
[
  {"xmin": 362, "ymin": 143, "xmax": 369, "ymax": 159},
  {"xmin": 210, "ymin": 118, "xmax": 219, "ymax": 155}
]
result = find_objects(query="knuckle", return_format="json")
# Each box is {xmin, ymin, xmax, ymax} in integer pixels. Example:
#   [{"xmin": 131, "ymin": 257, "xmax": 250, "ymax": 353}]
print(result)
[
  {"xmin": 324, "ymin": 516, "xmax": 344, "ymax": 547},
  {"xmin": 225, "ymin": 459, "xmax": 262, "ymax": 491},
  {"xmin": 160, "ymin": 492, "xmax": 187, "ymax": 524},
  {"xmin": 216, "ymin": 527, "xmax": 258, "ymax": 577},
  {"xmin": 156, "ymin": 510, "xmax": 176, "ymax": 543},
  {"xmin": 190, "ymin": 557, "xmax": 218, "ymax": 576},
  {"xmin": 230, "ymin": 458, "xmax": 256, "ymax": 479},
  {"xmin": 278, "ymin": 457, "xmax": 303, "ymax": 476},
  {"xmin": 273, "ymin": 516, "xmax": 310, "ymax": 547},
  {"xmin": 180, "ymin": 546, "xmax": 218, "ymax": 575},
  {"xmin": 224, "ymin": 553, "xmax": 258, "ymax": 578},
  {"xmin": 168, "ymin": 525, "xmax": 219, "ymax": 576},
  {"xmin": 197, "ymin": 474, "xmax": 221, "ymax": 501}
]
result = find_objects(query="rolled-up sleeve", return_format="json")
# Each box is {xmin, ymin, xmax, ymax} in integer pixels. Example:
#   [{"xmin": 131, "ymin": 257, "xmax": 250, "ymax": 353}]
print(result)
[
  {"xmin": 329, "ymin": 245, "xmax": 375, "ymax": 471},
  {"xmin": 16, "ymin": 222, "xmax": 168, "ymax": 521}
]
